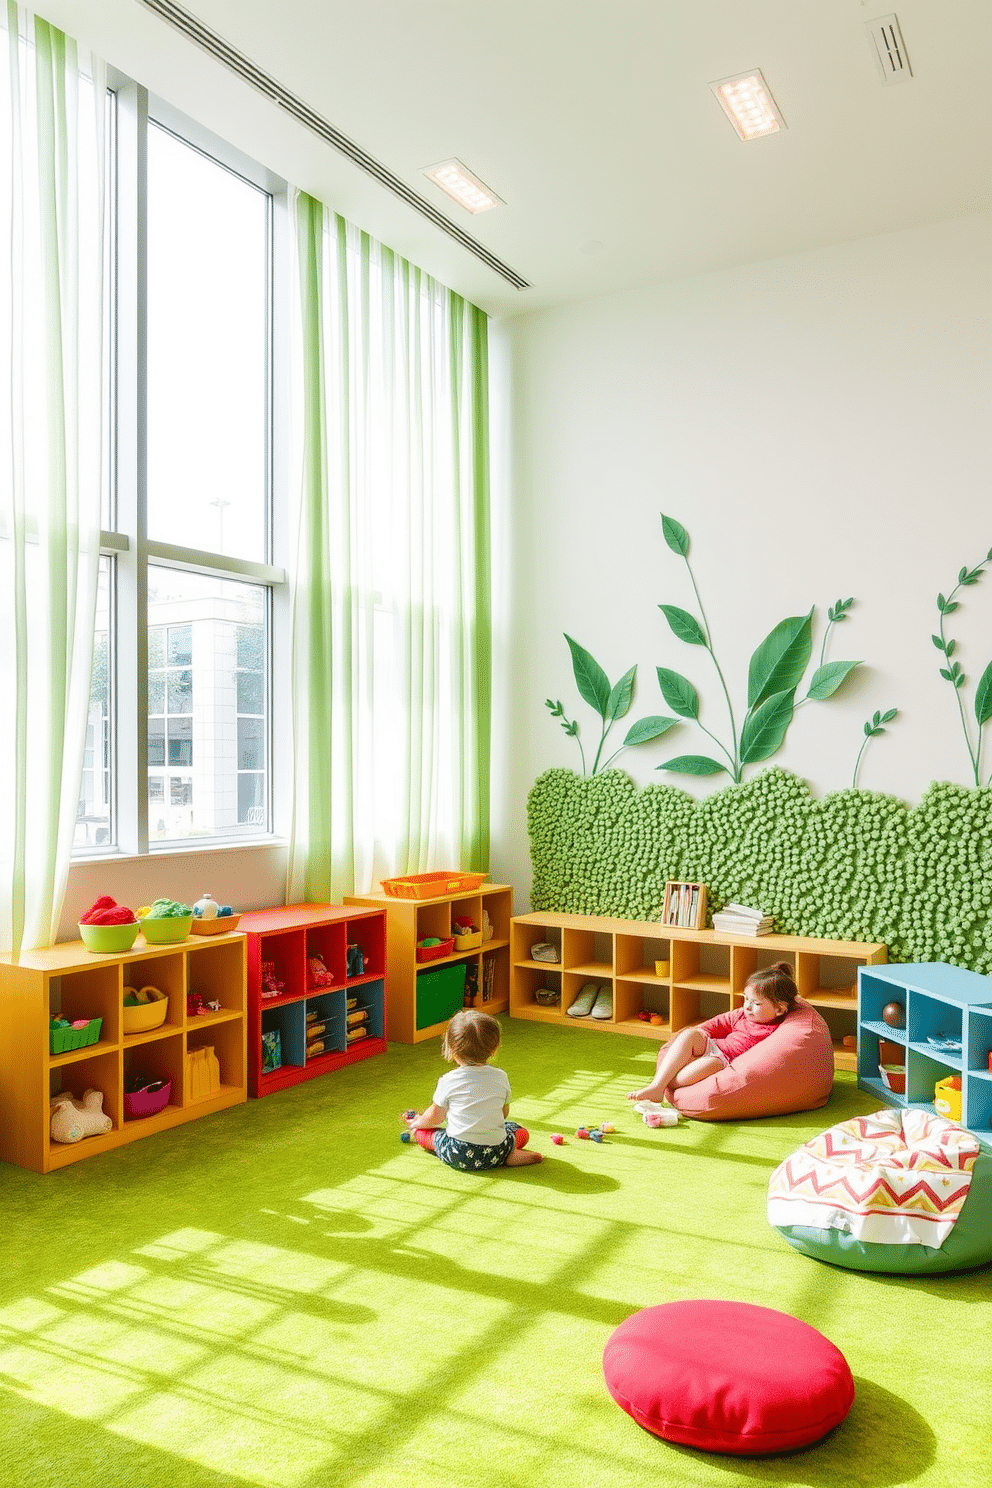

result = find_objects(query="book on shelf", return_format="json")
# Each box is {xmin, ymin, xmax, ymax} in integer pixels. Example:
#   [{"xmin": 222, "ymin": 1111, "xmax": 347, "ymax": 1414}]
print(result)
[
  {"xmin": 712, "ymin": 906, "xmax": 774, "ymax": 936},
  {"xmin": 723, "ymin": 903, "xmax": 770, "ymax": 921},
  {"xmin": 662, "ymin": 880, "xmax": 707, "ymax": 930}
]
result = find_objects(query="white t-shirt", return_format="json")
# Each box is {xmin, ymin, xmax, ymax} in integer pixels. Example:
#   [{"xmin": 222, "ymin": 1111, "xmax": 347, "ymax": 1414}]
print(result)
[{"xmin": 432, "ymin": 1063, "xmax": 511, "ymax": 1146}]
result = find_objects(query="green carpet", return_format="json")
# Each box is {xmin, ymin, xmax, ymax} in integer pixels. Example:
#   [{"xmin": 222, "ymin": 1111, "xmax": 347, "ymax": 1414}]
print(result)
[{"xmin": 1, "ymin": 1022, "xmax": 987, "ymax": 1488}]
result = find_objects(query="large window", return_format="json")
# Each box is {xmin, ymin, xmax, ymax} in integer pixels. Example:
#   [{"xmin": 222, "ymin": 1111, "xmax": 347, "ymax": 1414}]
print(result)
[{"xmin": 76, "ymin": 84, "xmax": 284, "ymax": 856}]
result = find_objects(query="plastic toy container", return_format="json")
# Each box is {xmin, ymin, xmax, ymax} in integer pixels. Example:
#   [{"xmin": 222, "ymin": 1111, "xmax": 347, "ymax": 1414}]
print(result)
[
  {"xmin": 49, "ymin": 1018, "xmax": 103, "ymax": 1055},
  {"xmin": 78, "ymin": 920, "xmax": 139, "ymax": 953},
  {"xmin": 879, "ymin": 1064, "xmax": 906, "ymax": 1094},
  {"xmin": 190, "ymin": 913, "xmax": 241, "ymax": 936},
  {"xmin": 416, "ymin": 936, "xmax": 455, "ymax": 963},
  {"xmin": 122, "ymin": 992, "xmax": 169, "ymax": 1035},
  {"xmin": 934, "ymin": 1076, "xmax": 962, "ymax": 1121},
  {"xmin": 139, "ymin": 914, "xmax": 193, "ymax": 944},
  {"xmin": 381, "ymin": 872, "xmax": 487, "ymax": 899},
  {"xmin": 452, "ymin": 929, "xmax": 483, "ymax": 951},
  {"xmin": 123, "ymin": 1078, "xmax": 171, "ymax": 1119},
  {"xmin": 416, "ymin": 963, "xmax": 466, "ymax": 1029}
]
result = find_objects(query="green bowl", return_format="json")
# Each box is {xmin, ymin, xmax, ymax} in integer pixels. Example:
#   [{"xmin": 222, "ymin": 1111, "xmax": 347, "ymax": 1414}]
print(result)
[
  {"xmin": 79, "ymin": 920, "xmax": 140, "ymax": 953},
  {"xmin": 139, "ymin": 914, "xmax": 194, "ymax": 944}
]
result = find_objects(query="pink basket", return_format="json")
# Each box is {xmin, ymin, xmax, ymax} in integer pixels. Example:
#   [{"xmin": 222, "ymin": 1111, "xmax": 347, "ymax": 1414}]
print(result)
[{"xmin": 123, "ymin": 1078, "xmax": 171, "ymax": 1120}]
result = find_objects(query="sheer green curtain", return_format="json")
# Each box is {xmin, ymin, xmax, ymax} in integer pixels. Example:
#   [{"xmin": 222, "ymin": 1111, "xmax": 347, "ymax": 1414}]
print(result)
[
  {"xmin": 0, "ymin": 5, "xmax": 105, "ymax": 952},
  {"xmin": 287, "ymin": 194, "xmax": 491, "ymax": 903}
]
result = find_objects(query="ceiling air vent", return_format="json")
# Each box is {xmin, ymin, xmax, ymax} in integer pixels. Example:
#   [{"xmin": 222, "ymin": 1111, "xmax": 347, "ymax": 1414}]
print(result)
[
  {"xmin": 866, "ymin": 14, "xmax": 912, "ymax": 84},
  {"xmin": 136, "ymin": 0, "xmax": 529, "ymax": 289}
]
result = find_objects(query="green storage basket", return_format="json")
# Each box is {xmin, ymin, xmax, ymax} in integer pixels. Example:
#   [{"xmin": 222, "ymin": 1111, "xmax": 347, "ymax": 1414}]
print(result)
[
  {"xmin": 416, "ymin": 963, "xmax": 466, "ymax": 1030},
  {"xmin": 49, "ymin": 1017, "xmax": 103, "ymax": 1055}
]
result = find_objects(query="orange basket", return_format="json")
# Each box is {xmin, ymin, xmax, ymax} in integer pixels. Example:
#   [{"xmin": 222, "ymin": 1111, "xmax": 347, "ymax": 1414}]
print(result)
[{"xmin": 381, "ymin": 872, "xmax": 487, "ymax": 900}]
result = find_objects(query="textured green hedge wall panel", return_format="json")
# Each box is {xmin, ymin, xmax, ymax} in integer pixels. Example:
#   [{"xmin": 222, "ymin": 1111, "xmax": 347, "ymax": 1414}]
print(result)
[{"xmin": 527, "ymin": 767, "xmax": 992, "ymax": 971}]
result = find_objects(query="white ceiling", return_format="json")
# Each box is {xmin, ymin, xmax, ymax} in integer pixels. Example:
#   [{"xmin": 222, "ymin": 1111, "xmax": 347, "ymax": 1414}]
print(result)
[{"xmin": 40, "ymin": 0, "xmax": 992, "ymax": 317}]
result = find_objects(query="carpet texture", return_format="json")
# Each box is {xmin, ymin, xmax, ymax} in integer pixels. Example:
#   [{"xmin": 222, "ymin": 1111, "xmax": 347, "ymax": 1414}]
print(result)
[{"xmin": 0, "ymin": 1021, "xmax": 987, "ymax": 1487}]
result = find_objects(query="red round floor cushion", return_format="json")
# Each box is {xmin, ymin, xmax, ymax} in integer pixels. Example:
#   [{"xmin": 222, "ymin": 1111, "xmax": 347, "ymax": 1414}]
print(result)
[{"xmin": 603, "ymin": 1300, "xmax": 854, "ymax": 1455}]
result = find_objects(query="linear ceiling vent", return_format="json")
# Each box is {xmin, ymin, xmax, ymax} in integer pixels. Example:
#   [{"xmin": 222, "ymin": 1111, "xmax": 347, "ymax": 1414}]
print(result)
[
  {"xmin": 866, "ymin": 14, "xmax": 912, "ymax": 84},
  {"xmin": 137, "ymin": 0, "xmax": 529, "ymax": 290}
]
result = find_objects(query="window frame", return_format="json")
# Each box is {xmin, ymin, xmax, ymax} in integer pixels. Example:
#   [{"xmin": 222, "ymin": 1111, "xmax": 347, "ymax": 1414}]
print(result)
[{"xmin": 74, "ymin": 73, "xmax": 289, "ymax": 860}]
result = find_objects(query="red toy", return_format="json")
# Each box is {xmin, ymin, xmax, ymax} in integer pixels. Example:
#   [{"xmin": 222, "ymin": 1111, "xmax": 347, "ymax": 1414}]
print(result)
[
  {"xmin": 551, "ymin": 1133, "xmax": 564, "ymax": 1145},
  {"xmin": 260, "ymin": 961, "xmax": 285, "ymax": 998},
  {"xmin": 80, "ymin": 895, "xmax": 137, "ymax": 926},
  {"xmin": 306, "ymin": 954, "xmax": 335, "ymax": 987}
]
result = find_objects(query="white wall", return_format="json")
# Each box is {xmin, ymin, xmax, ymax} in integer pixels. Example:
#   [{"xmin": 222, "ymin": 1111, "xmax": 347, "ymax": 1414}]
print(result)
[
  {"xmin": 491, "ymin": 210, "xmax": 992, "ymax": 908},
  {"xmin": 62, "ymin": 844, "xmax": 288, "ymax": 942}
]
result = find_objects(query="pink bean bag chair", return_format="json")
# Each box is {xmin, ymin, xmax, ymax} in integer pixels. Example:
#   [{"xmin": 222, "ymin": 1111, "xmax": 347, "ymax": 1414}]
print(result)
[{"xmin": 670, "ymin": 998, "xmax": 834, "ymax": 1121}]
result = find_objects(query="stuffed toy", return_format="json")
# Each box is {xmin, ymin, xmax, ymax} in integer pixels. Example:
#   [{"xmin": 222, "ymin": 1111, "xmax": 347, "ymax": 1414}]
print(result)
[
  {"xmin": 50, "ymin": 1089, "xmax": 113, "ymax": 1145},
  {"xmin": 307, "ymin": 954, "xmax": 335, "ymax": 987}
]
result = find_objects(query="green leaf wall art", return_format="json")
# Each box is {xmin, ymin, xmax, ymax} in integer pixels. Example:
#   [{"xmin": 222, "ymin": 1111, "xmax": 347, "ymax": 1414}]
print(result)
[
  {"xmin": 656, "ymin": 514, "xmax": 865, "ymax": 782},
  {"xmin": 527, "ymin": 766, "xmax": 992, "ymax": 973},
  {"xmin": 545, "ymin": 635, "xmax": 679, "ymax": 776},
  {"xmin": 933, "ymin": 549, "xmax": 992, "ymax": 785}
]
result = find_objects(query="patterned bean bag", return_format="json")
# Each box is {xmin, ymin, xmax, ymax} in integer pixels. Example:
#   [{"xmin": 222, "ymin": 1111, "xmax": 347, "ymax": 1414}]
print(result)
[
  {"xmin": 768, "ymin": 1108, "xmax": 992, "ymax": 1274},
  {"xmin": 670, "ymin": 999, "xmax": 834, "ymax": 1121}
]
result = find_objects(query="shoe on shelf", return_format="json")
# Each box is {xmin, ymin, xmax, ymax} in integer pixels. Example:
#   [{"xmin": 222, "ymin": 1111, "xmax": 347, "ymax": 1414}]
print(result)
[
  {"xmin": 567, "ymin": 983, "xmax": 599, "ymax": 1017},
  {"xmin": 591, "ymin": 986, "xmax": 613, "ymax": 1020}
]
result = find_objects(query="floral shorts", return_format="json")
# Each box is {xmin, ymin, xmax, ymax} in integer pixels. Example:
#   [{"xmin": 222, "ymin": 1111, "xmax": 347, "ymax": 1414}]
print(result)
[{"xmin": 432, "ymin": 1120, "xmax": 521, "ymax": 1171}]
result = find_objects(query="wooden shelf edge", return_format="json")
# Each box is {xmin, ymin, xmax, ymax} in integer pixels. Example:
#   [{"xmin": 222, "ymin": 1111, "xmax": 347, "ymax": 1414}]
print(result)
[{"xmin": 49, "ymin": 1037, "xmax": 119, "ymax": 1067}]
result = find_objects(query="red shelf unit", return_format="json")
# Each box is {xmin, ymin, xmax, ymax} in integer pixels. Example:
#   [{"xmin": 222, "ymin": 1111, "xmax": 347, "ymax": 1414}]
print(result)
[{"xmin": 240, "ymin": 903, "xmax": 387, "ymax": 1098}]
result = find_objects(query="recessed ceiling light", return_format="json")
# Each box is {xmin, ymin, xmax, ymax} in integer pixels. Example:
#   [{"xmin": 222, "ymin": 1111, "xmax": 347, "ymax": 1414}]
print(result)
[
  {"xmin": 421, "ymin": 159, "xmax": 503, "ymax": 214},
  {"xmin": 709, "ymin": 70, "xmax": 786, "ymax": 141}
]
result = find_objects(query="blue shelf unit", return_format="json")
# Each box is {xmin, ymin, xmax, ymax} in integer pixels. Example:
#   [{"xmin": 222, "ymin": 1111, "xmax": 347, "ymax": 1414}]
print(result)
[{"xmin": 858, "ymin": 962, "xmax": 992, "ymax": 1147}]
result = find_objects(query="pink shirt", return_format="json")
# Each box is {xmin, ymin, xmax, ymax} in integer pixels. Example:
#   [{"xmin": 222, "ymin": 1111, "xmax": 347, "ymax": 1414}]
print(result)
[{"xmin": 708, "ymin": 1006, "xmax": 787, "ymax": 1061}]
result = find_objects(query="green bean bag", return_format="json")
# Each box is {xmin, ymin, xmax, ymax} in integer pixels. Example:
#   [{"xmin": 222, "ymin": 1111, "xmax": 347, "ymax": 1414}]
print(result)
[{"xmin": 768, "ymin": 1108, "xmax": 992, "ymax": 1274}]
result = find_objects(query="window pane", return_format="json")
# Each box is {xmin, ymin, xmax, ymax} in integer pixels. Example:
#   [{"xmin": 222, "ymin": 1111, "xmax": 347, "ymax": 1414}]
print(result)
[
  {"xmin": 146, "ymin": 125, "xmax": 268, "ymax": 562},
  {"xmin": 167, "ymin": 625, "xmax": 192, "ymax": 666},
  {"xmin": 167, "ymin": 669, "xmax": 193, "ymax": 714},
  {"xmin": 75, "ymin": 558, "xmax": 113, "ymax": 849},
  {"xmin": 147, "ymin": 673, "xmax": 165, "ymax": 714},
  {"xmin": 148, "ymin": 565, "xmax": 268, "ymax": 841}
]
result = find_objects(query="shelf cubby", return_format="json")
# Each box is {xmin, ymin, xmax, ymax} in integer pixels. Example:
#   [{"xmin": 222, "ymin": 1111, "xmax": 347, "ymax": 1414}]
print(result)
[
  {"xmin": 345, "ymin": 884, "xmax": 512, "ymax": 1043},
  {"xmin": 857, "ymin": 962, "xmax": 992, "ymax": 1146},
  {"xmin": 240, "ymin": 904, "xmax": 387, "ymax": 1094},
  {"xmin": 0, "ymin": 931, "xmax": 247, "ymax": 1173},
  {"xmin": 510, "ymin": 911, "xmax": 886, "ymax": 1053}
]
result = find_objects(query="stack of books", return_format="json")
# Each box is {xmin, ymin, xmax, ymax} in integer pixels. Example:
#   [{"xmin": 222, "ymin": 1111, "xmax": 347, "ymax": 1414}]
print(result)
[{"xmin": 712, "ymin": 903, "xmax": 774, "ymax": 936}]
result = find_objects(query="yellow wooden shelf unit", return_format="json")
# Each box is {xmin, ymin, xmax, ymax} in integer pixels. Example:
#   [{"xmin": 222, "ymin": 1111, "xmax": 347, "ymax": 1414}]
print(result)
[
  {"xmin": 0, "ymin": 931, "xmax": 247, "ymax": 1174},
  {"xmin": 510, "ymin": 911, "xmax": 887, "ymax": 1070},
  {"xmin": 345, "ymin": 883, "xmax": 513, "ymax": 1043}
]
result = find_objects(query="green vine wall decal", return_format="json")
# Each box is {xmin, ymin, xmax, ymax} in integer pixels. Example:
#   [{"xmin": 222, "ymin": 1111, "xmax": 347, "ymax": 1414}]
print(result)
[
  {"xmin": 853, "ymin": 708, "xmax": 899, "ymax": 789},
  {"xmin": 527, "ymin": 766, "xmax": 992, "ymax": 972},
  {"xmin": 545, "ymin": 635, "xmax": 678, "ymax": 775},
  {"xmin": 932, "ymin": 550, "xmax": 992, "ymax": 786},
  {"xmin": 656, "ymin": 513, "xmax": 865, "ymax": 783}
]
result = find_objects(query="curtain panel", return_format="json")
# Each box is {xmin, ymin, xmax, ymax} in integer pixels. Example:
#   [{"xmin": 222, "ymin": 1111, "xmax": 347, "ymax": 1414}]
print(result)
[
  {"xmin": 0, "ymin": 5, "xmax": 105, "ymax": 952},
  {"xmin": 287, "ymin": 195, "xmax": 492, "ymax": 903}
]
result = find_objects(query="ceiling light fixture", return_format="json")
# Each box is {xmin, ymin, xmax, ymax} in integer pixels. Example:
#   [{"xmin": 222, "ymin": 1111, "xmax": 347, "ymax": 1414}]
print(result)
[
  {"xmin": 710, "ymin": 70, "xmax": 786, "ymax": 141},
  {"xmin": 421, "ymin": 159, "xmax": 502, "ymax": 214}
]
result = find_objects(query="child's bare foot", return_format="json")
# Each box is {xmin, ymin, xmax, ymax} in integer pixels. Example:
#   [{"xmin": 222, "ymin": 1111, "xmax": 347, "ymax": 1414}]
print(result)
[
  {"xmin": 506, "ymin": 1148, "xmax": 543, "ymax": 1165},
  {"xmin": 628, "ymin": 1083, "xmax": 666, "ymax": 1102}
]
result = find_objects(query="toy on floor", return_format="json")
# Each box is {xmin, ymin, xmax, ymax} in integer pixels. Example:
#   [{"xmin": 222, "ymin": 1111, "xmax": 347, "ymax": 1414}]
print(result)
[
  {"xmin": 261, "ymin": 961, "xmax": 285, "ymax": 998},
  {"xmin": 50, "ymin": 1089, "xmax": 113, "ymax": 1144},
  {"xmin": 307, "ymin": 953, "xmax": 335, "ymax": 987},
  {"xmin": 551, "ymin": 1133, "xmax": 564, "ymax": 1144}
]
